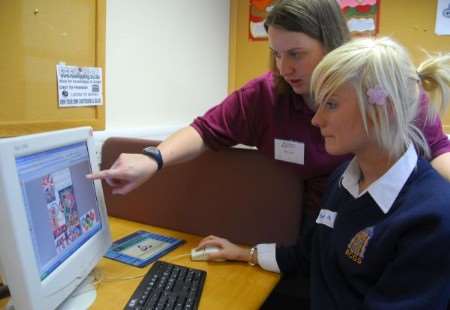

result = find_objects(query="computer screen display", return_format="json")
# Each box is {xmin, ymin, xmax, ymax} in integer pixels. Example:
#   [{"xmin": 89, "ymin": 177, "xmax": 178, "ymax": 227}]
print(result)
[
  {"xmin": 0, "ymin": 127, "xmax": 112, "ymax": 310},
  {"xmin": 16, "ymin": 141, "xmax": 102, "ymax": 280}
]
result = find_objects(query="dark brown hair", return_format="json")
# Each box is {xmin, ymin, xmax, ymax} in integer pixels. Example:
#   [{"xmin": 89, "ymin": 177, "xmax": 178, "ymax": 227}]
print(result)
[{"xmin": 264, "ymin": 0, "xmax": 351, "ymax": 94}]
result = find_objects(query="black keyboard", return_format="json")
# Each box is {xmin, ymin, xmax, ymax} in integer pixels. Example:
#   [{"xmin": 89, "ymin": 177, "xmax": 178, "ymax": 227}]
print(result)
[{"xmin": 124, "ymin": 261, "xmax": 206, "ymax": 310}]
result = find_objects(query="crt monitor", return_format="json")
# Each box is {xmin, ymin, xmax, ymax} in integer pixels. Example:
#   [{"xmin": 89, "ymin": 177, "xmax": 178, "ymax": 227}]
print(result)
[{"xmin": 0, "ymin": 127, "xmax": 112, "ymax": 310}]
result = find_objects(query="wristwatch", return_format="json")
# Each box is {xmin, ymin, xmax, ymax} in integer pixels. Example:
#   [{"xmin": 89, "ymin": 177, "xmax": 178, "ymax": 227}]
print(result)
[
  {"xmin": 142, "ymin": 146, "xmax": 163, "ymax": 171},
  {"xmin": 248, "ymin": 246, "xmax": 258, "ymax": 266}
]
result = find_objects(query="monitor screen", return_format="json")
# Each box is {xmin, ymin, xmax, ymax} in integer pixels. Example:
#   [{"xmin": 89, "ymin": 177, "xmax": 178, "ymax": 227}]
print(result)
[
  {"xmin": 0, "ymin": 127, "xmax": 111, "ymax": 310},
  {"xmin": 16, "ymin": 141, "xmax": 102, "ymax": 281}
]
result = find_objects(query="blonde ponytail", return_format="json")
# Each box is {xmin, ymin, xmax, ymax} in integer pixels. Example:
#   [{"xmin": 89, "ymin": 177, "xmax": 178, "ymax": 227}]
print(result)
[{"xmin": 417, "ymin": 53, "xmax": 450, "ymax": 116}]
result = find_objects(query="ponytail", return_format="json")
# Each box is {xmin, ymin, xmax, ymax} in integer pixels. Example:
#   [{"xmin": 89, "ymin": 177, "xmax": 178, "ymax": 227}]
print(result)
[{"xmin": 417, "ymin": 53, "xmax": 450, "ymax": 116}]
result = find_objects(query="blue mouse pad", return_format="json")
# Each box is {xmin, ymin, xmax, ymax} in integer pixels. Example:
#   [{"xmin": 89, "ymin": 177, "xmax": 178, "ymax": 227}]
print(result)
[{"xmin": 104, "ymin": 230, "xmax": 185, "ymax": 267}]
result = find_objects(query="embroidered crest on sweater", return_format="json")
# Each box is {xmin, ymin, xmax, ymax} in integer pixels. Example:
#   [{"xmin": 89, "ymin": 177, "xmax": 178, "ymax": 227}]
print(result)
[{"xmin": 345, "ymin": 226, "xmax": 374, "ymax": 264}]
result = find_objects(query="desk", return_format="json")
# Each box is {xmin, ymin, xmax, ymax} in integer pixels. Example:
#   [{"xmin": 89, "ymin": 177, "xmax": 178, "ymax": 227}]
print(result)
[{"xmin": 1, "ymin": 217, "xmax": 280, "ymax": 309}]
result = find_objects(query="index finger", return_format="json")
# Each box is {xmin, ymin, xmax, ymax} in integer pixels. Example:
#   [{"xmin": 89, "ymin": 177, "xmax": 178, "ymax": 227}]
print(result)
[{"xmin": 86, "ymin": 170, "xmax": 112, "ymax": 180}]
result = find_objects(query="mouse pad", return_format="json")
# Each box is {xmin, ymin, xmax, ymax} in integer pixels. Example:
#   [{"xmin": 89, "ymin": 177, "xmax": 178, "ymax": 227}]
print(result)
[{"xmin": 104, "ymin": 230, "xmax": 185, "ymax": 267}]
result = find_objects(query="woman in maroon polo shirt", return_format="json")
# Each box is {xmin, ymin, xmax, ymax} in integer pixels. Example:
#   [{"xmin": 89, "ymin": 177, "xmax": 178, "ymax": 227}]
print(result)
[{"xmin": 90, "ymin": 0, "xmax": 450, "ymax": 198}]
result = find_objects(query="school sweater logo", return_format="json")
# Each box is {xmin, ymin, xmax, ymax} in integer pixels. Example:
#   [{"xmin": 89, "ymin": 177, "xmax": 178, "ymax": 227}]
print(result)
[{"xmin": 345, "ymin": 226, "xmax": 374, "ymax": 264}]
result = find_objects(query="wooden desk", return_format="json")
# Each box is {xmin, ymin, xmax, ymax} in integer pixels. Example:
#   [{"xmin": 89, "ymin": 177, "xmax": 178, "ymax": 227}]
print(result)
[
  {"xmin": 93, "ymin": 217, "xmax": 280, "ymax": 309},
  {"xmin": 1, "ymin": 217, "xmax": 280, "ymax": 309}
]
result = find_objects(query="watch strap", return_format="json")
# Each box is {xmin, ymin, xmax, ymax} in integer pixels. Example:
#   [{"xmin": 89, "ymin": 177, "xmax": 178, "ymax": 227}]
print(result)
[{"xmin": 143, "ymin": 146, "xmax": 163, "ymax": 171}]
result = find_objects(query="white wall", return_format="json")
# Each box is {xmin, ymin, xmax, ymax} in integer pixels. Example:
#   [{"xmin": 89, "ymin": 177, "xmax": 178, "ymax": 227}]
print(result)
[{"xmin": 105, "ymin": 0, "xmax": 230, "ymax": 134}]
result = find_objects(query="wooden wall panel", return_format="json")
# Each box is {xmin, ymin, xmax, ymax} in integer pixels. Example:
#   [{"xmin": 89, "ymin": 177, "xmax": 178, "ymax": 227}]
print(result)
[{"xmin": 0, "ymin": 0, "xmax": 105, "ymax": 137}]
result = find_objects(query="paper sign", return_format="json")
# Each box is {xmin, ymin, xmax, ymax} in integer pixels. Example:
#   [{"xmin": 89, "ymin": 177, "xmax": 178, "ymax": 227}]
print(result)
[
  {"xmin": 57, "ymin": 64, "xmax": 103, "ymax": 107},
  {"xmin": 274, "ymin": 139, "xmax": 305, "ymax": 165},
  {"xmin": 435, "ymin": 0, "xmax": 450, "ymax": 35}
]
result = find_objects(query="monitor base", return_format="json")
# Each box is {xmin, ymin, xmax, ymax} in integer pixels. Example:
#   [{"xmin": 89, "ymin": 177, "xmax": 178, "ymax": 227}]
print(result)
[
  {"xmin": 6, "ymin": 273, "xmax": 97, "ymax": 310},
  {"xmin": 57, "ymin": 273, "xmax": 97, "ymax": 310}
]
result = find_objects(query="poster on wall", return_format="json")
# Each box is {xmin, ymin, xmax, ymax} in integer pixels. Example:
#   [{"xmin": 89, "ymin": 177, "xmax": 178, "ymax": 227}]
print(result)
[
  {"xmin": 56, "ymin": 64, "xmax": 103, "ymax": 107},
  {"xmin": 249, "ymin": 0, "xmax": 276, "ymax": 41},
  {"xmin": 248, "ymin": 0, "xmax": 380, "ymax": 41},
  {"xmin": 435, "ymin": 0, "xmax": 450, "ymax": 35},
  {"xmin": 337, "ymin": 0, "xmax": 381, "ymax": 37}
]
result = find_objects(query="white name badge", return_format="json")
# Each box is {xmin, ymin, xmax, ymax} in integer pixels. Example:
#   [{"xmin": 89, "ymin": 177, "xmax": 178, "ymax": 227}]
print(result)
[
  {"xmin": 316, "ymin": 209, "xmax": 337, "ymax": 228},
  {"xmin": 274, "ymin": 139, "xmax": 305, "ymax": 165}
]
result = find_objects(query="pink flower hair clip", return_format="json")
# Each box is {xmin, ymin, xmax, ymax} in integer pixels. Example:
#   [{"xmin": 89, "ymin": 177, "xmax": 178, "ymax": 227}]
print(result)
[{"xmin": 367, "ymin": 85, "xmax": 388, "ymax": 106}]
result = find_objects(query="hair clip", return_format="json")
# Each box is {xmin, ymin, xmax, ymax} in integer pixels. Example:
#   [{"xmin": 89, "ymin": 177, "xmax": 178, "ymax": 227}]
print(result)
[{"xmin": 367, "ymin": 85, "xmax": 388, "ymax": 106}]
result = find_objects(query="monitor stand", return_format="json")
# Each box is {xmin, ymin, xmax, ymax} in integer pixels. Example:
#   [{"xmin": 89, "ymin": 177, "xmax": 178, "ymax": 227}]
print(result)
[
  {"xmin": 57, "ymin": 273, "xmax": 97, "ymax": 310},
  {"xmin": 5, "ymin": 273, "xmax": 97, "ymax": 310}
]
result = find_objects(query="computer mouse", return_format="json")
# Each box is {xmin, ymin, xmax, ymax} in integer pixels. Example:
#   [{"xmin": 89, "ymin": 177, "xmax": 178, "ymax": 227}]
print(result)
[{"xmin": 190, "ymin": 246, "xmax": 222, "ymax": 261}]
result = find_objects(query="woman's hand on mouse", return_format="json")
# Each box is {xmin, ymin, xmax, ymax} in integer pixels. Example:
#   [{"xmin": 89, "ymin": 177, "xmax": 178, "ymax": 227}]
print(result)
[{"xmin": 196, "ymin": 235, "xmax": 252, "ymax": 263}]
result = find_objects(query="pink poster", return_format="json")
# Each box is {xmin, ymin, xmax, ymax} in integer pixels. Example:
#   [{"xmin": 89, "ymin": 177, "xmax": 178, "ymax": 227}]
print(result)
[
  {"xmin": 249, "ymin": 0, "xmax": 276, "ymax": 41},
  {"xmin": 337, "ymin": 0, "xmax": 381, "ymax": 37},
  {"xmin": 248, "ymin": 0, "xmax": 381, "ymax": 41}
]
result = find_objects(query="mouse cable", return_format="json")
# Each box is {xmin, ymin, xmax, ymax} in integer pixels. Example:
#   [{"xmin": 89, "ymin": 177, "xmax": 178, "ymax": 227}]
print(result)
[
  {"xmin": 165, "ymin": 253, "xmax": 191, "ymax": 262},
  {"xmin": 75, "ymin": 252, "xmax": 192, "ymax": 293},
  {"xmin": 60, "ymin": 267, "xmax": 142, "ymax": 298},
  {"xmin": 98, "ymin": 252, "xmax": 191, "ymax": 282}
]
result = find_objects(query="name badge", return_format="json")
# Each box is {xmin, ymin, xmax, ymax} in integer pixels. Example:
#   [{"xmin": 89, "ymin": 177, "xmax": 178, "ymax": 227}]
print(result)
[
  {"xmin": 316, "ymin": 209, "xmax": 337, "ymax": 228},
  {"xmin": 274, "ymin": 139, "xmax": 304, "ymax": 165}
]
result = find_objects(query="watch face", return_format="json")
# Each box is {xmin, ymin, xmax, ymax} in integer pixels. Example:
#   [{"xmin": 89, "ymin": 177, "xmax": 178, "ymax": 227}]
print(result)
[{"xmin": 144, "ymin": 146, "xmax": 159, "ymax": 156}]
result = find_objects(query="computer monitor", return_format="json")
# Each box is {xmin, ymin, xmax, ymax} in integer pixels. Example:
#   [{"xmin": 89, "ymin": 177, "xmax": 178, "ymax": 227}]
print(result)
[{"xmin": 0, "ymin": 127, "xmax": 112, "ymax": 310}]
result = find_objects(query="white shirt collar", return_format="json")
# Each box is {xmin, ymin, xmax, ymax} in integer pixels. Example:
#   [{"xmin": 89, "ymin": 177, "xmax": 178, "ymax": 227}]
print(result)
[{"xmin": 341, "ymin": 144, "xmax": 418, "ymax": 214}]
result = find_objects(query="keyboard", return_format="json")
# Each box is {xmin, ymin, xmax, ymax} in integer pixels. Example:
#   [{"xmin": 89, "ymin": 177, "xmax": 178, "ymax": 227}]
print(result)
[{"xmin": 124, "ymin": 261, "xmax": 206, "ymax": 310}]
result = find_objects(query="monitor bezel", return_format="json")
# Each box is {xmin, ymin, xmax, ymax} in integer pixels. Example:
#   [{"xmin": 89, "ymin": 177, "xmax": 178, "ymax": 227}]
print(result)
[{"xmin": 0, "ymin": 127, "xmax": 112, "ymax": 310}]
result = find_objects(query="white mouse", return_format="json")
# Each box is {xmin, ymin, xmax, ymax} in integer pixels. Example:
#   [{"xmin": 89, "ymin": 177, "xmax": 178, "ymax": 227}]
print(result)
[{"xmin": 191, "ymin": 246, "xmax": 222, "ymax": 261}]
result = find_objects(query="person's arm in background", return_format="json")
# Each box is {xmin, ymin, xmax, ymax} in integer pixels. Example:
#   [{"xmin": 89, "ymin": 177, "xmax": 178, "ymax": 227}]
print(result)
[
  {"xmin": 416, "ymin": 90, "xmax": 450, "ymax": 182},
  {"xmin": 88, "ymin": 126, "xmax": 207, "ymax": 195},
  {"xmin": 431, "ymin": 152, "xmax": 450, "ymax": 181}
]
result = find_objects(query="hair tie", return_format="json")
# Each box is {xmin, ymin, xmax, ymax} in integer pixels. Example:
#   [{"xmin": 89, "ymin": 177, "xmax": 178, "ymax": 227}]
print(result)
[
  {"xmin": 367, "ymin": 85, "xmax": 388, "ymax": 106},
  {"xmin": 422, "ymin": 77, "xmax": 438, "ymax": 92},
  {"xmin": 418, "ymin": 70, "xmax": 438, "ymax": 92}
]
